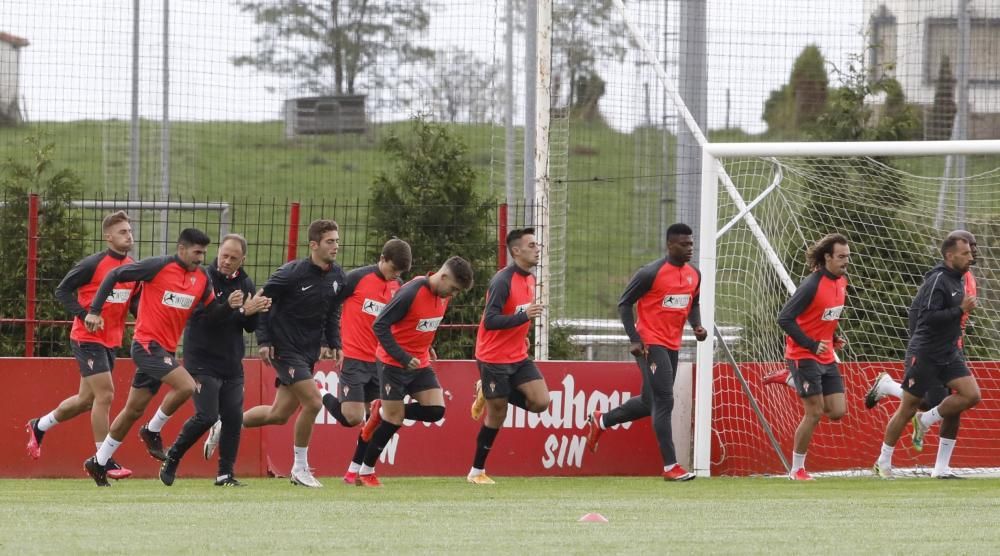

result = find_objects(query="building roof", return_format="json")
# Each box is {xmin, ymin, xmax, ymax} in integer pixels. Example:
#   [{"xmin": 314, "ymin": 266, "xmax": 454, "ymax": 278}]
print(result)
[{"xmin": 0, "ymin": 32, "xmax": 29, "ymax": 48}]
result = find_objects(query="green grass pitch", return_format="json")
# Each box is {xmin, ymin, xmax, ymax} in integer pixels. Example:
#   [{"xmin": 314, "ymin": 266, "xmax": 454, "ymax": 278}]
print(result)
[{"xmin": 4, "ymin": 476, "xmax": 1000, "ymax": 553}]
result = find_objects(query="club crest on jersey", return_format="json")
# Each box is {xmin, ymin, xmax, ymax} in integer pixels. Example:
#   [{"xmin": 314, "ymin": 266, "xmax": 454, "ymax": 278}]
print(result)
[
  {"xmin": 416, "ymin": 317, "xmax": 443, "ymax": 332},
  {"xmin": 662, "ymin": 293, "xmax": 690, "ymax": 309},
  {"xmin": 161, "ymin": 290, "xmax": 195, "ymax": 309},
  {"xmin": 489, "ymin": 381, "xmax": 497, "ymax": 393},
  {"xmin": 106, "ymin": 288, "xmax": 131, "ymax": 304},
  {"xmin": 331, "ymin": 281, "xmax": 340, "ymax": 294},
  {"xmin": 163, "ymin": 356, "xmax": 173, "ymax": 366},
  {"xmin": 190, "ymin": 276, "xmax": 197, "ymax": 285},
  {"xmin": 822, "ymin": 305, "xmax": 844, "ymax": 321},
  {"xmin": 687, "ymin": 276, "xmax": 693, "ymax": 285},
  {"xmin": 87, "ymin": 359, "xmax": 94, "ymax": 370},
  {"xmin": 803, "ymin": 382, "xmax": 810, "ymax": 392},
  {"xmin": 385, "ymin": 384, "xmax": 392, "ymax": 395},
  {"xmin": 362, "ymin": 298, "xmax": 386, "ymax": 317},
  {"xmin": 650, "ymin": 362, "xmax": 657, "ymax": 373},
  {"xmin": 342, "ymin": 385, "xmax": 350, "ymax": 397}
]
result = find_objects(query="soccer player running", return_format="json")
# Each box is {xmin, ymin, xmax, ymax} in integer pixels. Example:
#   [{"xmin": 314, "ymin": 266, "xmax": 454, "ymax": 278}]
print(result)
[
  {"xmin": 467, "ymin": 228, "xmax": 551, "ymax": 485},
  {"xmin": 864, "ymin": 230, "xmax": 978, "ymax": 479},
  {"xmin": 874, "ymin": 234, "xmax": 981, "ymax": 479},
  {"xmin": 26, "ymin": 211, "xmax": 138, "ymax": 480},
  {"xmin": 83, "ymin": 228, "xmax": 233, "ymax": 486},
  {"xmin": 159, "ymin": 234, "xmax": 271, "ymax": 486},
  {"xmin": 242, "ymin": 219, "xmax": 346, "ymax": 488},
  {"xmin": 584, "ymin": 223, "xmax": 708, "ymax": 482},
  {"xmin": 316, "ymin": 238, "xmax": 412, "ymax": 485},
  {"xmin": 774, "ymin": 233, "xmax": 850, "ymax": 481},
  {"xmin": 355, "ymin": 256, "xmax": 475, "ymax": 487}
]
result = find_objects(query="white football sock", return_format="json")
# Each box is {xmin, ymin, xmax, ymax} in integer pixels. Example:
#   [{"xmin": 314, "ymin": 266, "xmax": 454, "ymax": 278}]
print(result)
[
  {"xmin": 293, "ymin": 446, "xmax": 308, "ymax": 470},
  {"xmin": 468, "ymin": 467, "xmax": 484, "ymax": 477},
  {"xmin": 920, "ymin": 407, "xmax": 943, "ymax": 429},
  {"xmin": 96, "ymin": 435, "xmax": 122, "ymax": 466},
  {"xmin": 347, "ymin": 461, "xmax": 361, "ymax": 473},
  {"xmin": 37, "ymin": 411, "xmax": 59, "ymax": 432},
  {"xmin": 934, "ymin": 438, "xmax": 957, "ymax": 475},
  {"xmin": 146, "ymin": 408, "xmax": 171, "ymax": 433},
  {"xmin": 791, "ymin": 451, "xmax": 807, "ymax": 472},
  {"xmin": 878, "ymin": 442, "xmax": 895, "ymax": 467},
  {"xmin": 359, "ymin": 464, "xmax": 376, "ymax": 475},
  {"xmin": 882, "ymin": 378, "xmax": 903, "ymax": 399}
]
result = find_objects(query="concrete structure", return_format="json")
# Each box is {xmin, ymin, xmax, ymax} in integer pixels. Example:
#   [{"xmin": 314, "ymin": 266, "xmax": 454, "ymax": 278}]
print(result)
[
  {"xmin": 0, "ymin": 32, "xmax": 28, "ymax": 125},
  {"xmin": 866, "ymin": 1, "xmax": 1000, "ymax": 138}
]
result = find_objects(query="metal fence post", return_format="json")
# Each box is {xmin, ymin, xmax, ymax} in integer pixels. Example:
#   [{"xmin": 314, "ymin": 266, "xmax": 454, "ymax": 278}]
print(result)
[
  {"xmin": 25, "ymin": 193, "xmax": 39, "ymax": 357},
  {"xmin": 287, "ymin": 202, "xmax": 300, "ymax": 262}
]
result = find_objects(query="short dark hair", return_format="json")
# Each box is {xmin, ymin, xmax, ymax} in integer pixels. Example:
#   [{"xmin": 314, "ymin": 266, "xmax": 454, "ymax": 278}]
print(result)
[
  {"xmin": 506, "ymin": 227, "xmax": 535, "ymax": 255},
  {"xmin": 220, "ymin": 233, "xmax": 248, "ymax": 255},
  {"xmin": 444, "ymin": 256, "xmax": 474, "ymax": 290},
  {"xmin": 806, "ymin": 233, "xmax": 849, "ymax": 269},
  {"xmin": 178, "ymin": 228, "xmax": 211, "ymax": 247},
  {"xmin": 308, "ymin": 219, "xmax": 339, "ymax": 244},
  {"xmin": 381, "ymin": 238, "xmax": 412, "ymax": 271},
  {"xmin": 946, "ymin": 229, "xmax": 976, "ymax": 247},
  {"xmin": 102, "ymin": 210, "xmax": 131, "ymax": 232},
  {"xmin": 666, "ymin": 223, "xmax": 693, "ymax": 242},
  {"xmin": 941, "ymin": 235, "xmax": 970, "ymax": 258}
]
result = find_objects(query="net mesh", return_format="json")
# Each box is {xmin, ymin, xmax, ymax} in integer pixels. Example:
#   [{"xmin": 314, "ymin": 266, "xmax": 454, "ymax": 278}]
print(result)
[{"xmin": 711, "ymin": 153, "xmax": 1000, "ymax": 475}]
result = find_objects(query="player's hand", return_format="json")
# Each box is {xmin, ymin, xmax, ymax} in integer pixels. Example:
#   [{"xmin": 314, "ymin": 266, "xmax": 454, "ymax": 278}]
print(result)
[
  {"xmin": 814, "ymin": 341, "xmax": 830, "ymax": 355},
  {"xmin": 259, "ymin": 345, "xmax": 275, "ymax": 367},
  {"xmin": 406, "ymin": 356, "xmax": 421, "ymax": 370},
  {"xmin": 628, "ymin": 341, "xmax": 646, "ymax": 357},
  {"xmin": 429, "ymin": 347, "xmax": 438, "ymax": 361},
  {"xmin": 833, "ymin": 336, "xmax": 847, "ymax": 350},
  {"xmin": 242, "ymin": 290, "xmax": 271, "ymax": 315},
  {"xmin": 227, "ymin": 290, "xmax": 245, "ymax": 309},
  {"xmin": 693, "ymin": 325, "xmax": 708, "ymax": 342},
  {"xmin": 526, "ymin": 303, "xmax": 544, "ymax": 319},
  {"xmin": 84, "ymin": 314, "xmax": 104, "ymax": 332},
  {"xmin": 961, "ymin": 295, "xmax": 977, "ymax": 313}
]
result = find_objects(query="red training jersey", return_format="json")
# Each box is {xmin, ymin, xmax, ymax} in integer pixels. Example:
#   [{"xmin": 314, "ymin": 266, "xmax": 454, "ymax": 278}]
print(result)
[
  {"xmin": 374, "ymin": 275, "xmax": 450, "ymax": 368},
  {"xmin": 475, "ymin": 265, "xmax": 535, "ymax": 363},
  {"xmin": 90, "ymin": 255, "xmax": 214, "ymax": 352},
  {"xmin": 339, "ymin": 265, "xmax": 402, "ymax": 362},
  {"xmin": 56, "ymin": 249, "xmax": 138, "ymax": 348},
  {"xmin": 619, "ymin": 258, "xmax": 702, "ymax": 351},
  {"xmin": 778, "ymin": 269, "xmax": 847, "ymax": 364}
]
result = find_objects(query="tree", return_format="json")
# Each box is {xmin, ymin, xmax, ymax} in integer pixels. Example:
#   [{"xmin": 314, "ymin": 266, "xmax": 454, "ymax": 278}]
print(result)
[
  {"xmin": 763, "ymin": 45, "xmax": 829, "ymax": 137},
  {"xmin": 425, "ymin": 48, "xmax": 500, "ymax": 124},
  {"xmin": 927, "ymin": 55, "xmax": 957, "ymax": 140},
  {"xmin": 369, "ymin": 117, "xmax": 495, "ymax": 359},
  {"xmin": 233, "ymin": 0, "xmax": 435, "ymax": 96},
  {"xmin": 515, "ymin": 0, "xmax": 633, "ymax": 118},
  {"xmin": 0, "ymin": 136, "xmax": 88, "ymax": 356}
]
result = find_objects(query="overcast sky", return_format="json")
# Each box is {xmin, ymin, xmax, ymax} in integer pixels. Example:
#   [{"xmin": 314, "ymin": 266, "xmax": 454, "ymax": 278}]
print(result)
[{"xmin": 0, "ymin": 0, "xmax": 867, "ymax": 134}]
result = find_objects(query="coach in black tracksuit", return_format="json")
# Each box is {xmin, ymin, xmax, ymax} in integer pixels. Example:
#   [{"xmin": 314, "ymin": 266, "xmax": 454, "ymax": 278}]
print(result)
[{"xmin": 162, "ymin": 235, "xmax": 271, "ymax": 486}]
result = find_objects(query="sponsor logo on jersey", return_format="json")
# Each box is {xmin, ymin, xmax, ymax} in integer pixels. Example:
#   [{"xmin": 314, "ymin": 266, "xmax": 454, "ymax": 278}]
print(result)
[
  {"xmin": 821, "ymin": 305, "xmax": 844, "ymax": 321},
  {"xmin": 361, "ymin": 298, "xmax": 386, "ymax": 317},
  {"xmin": 415, "ymin": 317, "xmax": 443, "ymax": 332},
  {"xmin": 161, "ymin": 290, "xmax": 195, "ymax": 309},
  {"xmin": 661, "ymin": 293, "xmax": 690, "ymax": 309},
  {"xmin": 106, "ymin": 288, "xmax": 132, "ymax": 304}
]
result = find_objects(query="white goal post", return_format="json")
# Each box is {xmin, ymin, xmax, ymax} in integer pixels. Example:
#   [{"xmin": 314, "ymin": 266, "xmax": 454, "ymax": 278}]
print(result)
[{"xmin": 695, "ymin": 139, "xmax": 1000, "ymax": 478}]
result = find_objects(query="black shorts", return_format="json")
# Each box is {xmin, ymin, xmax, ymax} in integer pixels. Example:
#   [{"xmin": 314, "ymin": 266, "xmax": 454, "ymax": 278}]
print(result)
[
  {"xmin": 272, "ymin": 351, "xmax": 317, "ymax": 387},
  {"xmin": 339, "ymin": 358, "xmax": 379, "ymax": 403},
  {"xmin": 378, "ymin": 362, "xmax": 441, "ymax": 401},
  {"xmin": 476, "ymin": 359, "xmax": 544, "ymax": 399},
  {"xmin": 72, "ymin": 341, "xmax": 116, "ymax": 377},
  {"xmin": 787, "ymin": 359, "xmax": 844, "ymax": 398},
  {"xmin": 901, "ymin": 352, "xmax": 971, "ymax": 399},
  {"xmin": 131, "ymin": 340, "xmax": 180, "ymax": 394}
]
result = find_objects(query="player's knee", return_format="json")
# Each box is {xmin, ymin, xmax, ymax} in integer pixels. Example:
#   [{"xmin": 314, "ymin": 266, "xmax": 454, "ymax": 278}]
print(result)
[
  {"xmin": 423, "ymin": 405, "xmax": 445, "ymax": 422},
  {"xmin": 826, "ymin": 408, "xmax": 846, "ymax": 421},
  {"xmin": 91, "ymin": 390, "xmax": 113, "ymax": 407},
  {"xmin": 526, "ymin": 394, "xmax": 550, "ymax": 413},
  {"xmin": 964, "ymin": 390, "xmax": 982, "ymax": 409},
  {"xmin": 301, "ymin": 396, "xmax": 323, "ymax": 414}
]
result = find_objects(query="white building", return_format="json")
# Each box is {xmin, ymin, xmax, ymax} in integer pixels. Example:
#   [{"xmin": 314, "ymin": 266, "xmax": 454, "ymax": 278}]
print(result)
[
  {"xmin": 0, "ymin": 32, "xmax": 29, "ymax": 125},
  {"xmin": 866, "ymin": 0, "xmax": 1000, "ymax": 138}
]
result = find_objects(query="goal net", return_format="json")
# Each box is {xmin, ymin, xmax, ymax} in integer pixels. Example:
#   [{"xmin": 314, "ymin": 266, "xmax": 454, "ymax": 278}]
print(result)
[{"xmin": 697, "ymin": 143, "xmax": 1000, "ymax": 477}]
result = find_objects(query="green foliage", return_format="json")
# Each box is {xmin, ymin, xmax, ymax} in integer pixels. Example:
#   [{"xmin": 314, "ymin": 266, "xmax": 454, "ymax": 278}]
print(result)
[
  {"xmin": 763, "ymin": 45, "xmax": 829, "ymax": 138},
  {"xmin": 927, "ymin": 55, "xmax": 957, "ymax": 140},
  {"xmin": 790, "ymin": 45, "xmax": 829, "ymax": 130},
  {"xmin": 368, "ymin": 117, "xmax": 495, "ymax": 359},
  {"xmin": 234, "ymin": 0, "xmax": 434, "ymax": 96},
  {"xmin": 0, "ymin": 136, "xmax": 88, "ymax": 356}
]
